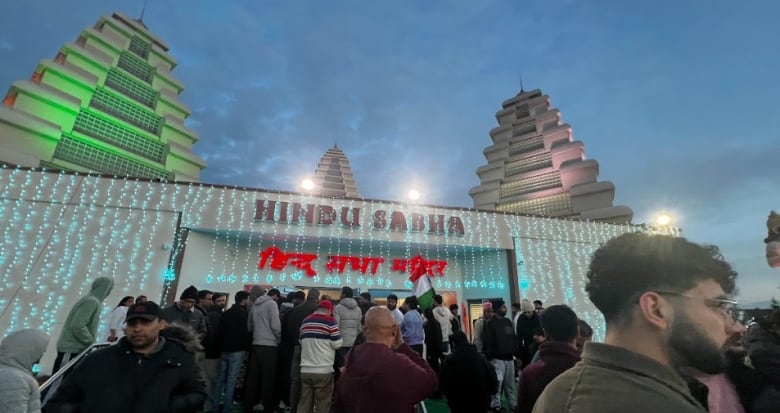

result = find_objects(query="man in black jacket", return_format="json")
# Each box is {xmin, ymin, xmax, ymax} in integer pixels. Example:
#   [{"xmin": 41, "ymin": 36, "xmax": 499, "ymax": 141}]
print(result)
[
  {"xmin": 281, "ymin": 288, "xmax": 320, "ymax": 413},
  {"xmin": 203, "ymin": 293, "xmax": 227, "ymax": 411},
  {"xmin": 482, "ymin": 299, "xmax": 517, "ymax": 413},
  {"xmin": 45, "ymin": 301, "xmax": 206, "ymax": 413},
  {"xmin": 210, "ymin": 291, "xmax": 251, "ymax": 413},
  {"xmin": 439, "ymin": 331, "xmax": 497, "ymax": 413},
  {"xmin": 516, "ymin": 299, "xmax": 540, "ymax": 367}
]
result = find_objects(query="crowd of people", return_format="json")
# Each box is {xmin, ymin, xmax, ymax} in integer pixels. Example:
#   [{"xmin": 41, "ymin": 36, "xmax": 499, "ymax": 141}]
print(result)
[{"xmin": 0, "ymin": 233, "xmax": 780, "ymax": 412}]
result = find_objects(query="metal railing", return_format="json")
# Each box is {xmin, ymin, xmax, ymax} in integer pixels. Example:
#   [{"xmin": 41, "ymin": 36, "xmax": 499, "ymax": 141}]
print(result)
[{"xmin": 40, "ymin": 342, "xmax": 112, "ymax": 406}]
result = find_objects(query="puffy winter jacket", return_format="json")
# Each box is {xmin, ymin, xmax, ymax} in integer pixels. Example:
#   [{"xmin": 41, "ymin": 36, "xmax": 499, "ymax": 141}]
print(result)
[
  {"xmin": 45, "ymin": 335, "xmax": 206, "ymax": 413},
  {"xmin": 0, "ymin": 329, "xmax": 50, "ymax": 413},
  {"xmin": 333, "ymin": 298, "xmax": 362, "ymax": 347}
]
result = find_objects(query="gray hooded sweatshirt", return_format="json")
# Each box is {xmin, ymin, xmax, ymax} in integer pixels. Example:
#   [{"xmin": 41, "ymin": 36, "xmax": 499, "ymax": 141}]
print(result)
[
  {"xmin": 248, "ymin": 295, "xmax": 281, "ymax": 346},
  {"xmin": 0, "ymin": 329, "xmax": 50, "ymax": 413},
  {"xmin": 333, "ymin": 298, "xmax": 362, "ymax": 347},
  {"xmin": 57, "ymin": 277, "xmax": 114, "ymax": 353}
]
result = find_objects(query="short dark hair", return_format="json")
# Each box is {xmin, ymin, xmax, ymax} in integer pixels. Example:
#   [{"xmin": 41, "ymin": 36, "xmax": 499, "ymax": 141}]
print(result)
[
  {"xmin": 512, "ymin": 302, "xmax": 522, "ymax": 310},
  {"xmin": 449, "ymin": 304, "xmax": 459, "ymax": 311},
  {"xmin": 234, "ymin": 291, "xmax": 250, "ymax": 304},
  {"xmin": 197, "ymin": 290, "xmax": 212, "ymax": 300},
  {"xmin": 359, "ymin": 292, "xmax": 371, "ymax": 301},
  {"xmin": 577, "ymin": 319, "xmax": 593, "ymax": 338},
  {"xmin": 213, "ymin": 292, "xmax": 227, "ymax": 301},
  {"xmin": 405, "ymin": 295, "xmax": 419, "ymax": 310},
  {"xmin": 434, "ymin": 294, "xmax": 443, "ymax": 305},
  {"xmin": 341, "ymin": 286, "xmax": 354, "ymax": 298},
  {"xmin": 294, "ymin": 291, "xmax": 306, "ymax": 301},
  {"xmin": 387, "ymin": 294, "xmax": 398, "ymax": 301},
  {"xmin": 267, "ymin": 288, "xmax": 281, "ymax": 298},
  {"xmin": 307, "ymin": 288, "xmax": 320, "ymax": 301},
  {"xmin": 135, "ymin": 295, "xmax": 147, "ymax": 304},
  {"xmin": 586, "ymin": 233, "xmax": 737, "ymax": 324},
  {"xmin": 116, "ymin": 296, "xmax": 135, "ymax": 309},
  {"xmin": 540, "ymin": 305, "xmax": 578, "ymax": 342},
  {"xmin": 533, "ymin": 300, "xmax": 543, "ymax": 306}
]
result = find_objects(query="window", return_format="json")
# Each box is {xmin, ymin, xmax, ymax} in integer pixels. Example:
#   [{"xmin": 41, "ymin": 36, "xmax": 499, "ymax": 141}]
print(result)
[
  {"xmin": 129, "ymin": 36, "xmax": 151, "ymax": 59},
  {"xmin": 497, "ymin": 192, "xmax": 574, "ymax": 216},
  {"xmin": 53, "ymin": 135, "xmax": 171, "ymax": 179},
  {"xmin": 512, "ymin": 118, "xmax": 537, "ymax": 137},
  {"xmin": 500, "ymin": 171, "xmax": 562, "ymax": 198},
  {"xmin": 508, "ymin": 135, "xmax": 544, "ymax": 156},
  {"xmin": 515, "ymin": 104, "xmax": 530, "ymax": 119},
  {"xmin": 117, "ymin": 51, "xmax": 154, "ymax": 83},
  {"xmin": 105, "ymin": 68, "xmax": 158, "ymax": 108},
  {"xmin": 72, "ymin": 110, "xmax": 166, "ymax": 163},
  {"xmin": 90, "ymin": 88, "xmax": 162, "ymax": 135},
  {"xmin": 505, "ymin": 153, "xmax": 553, "ymax": 177}
]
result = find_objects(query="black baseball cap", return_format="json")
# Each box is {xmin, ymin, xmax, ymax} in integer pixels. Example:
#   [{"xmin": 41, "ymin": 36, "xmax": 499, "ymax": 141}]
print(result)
[{"xmin": 126, "ymin": 301, "xmax": 162, "ymax": 321}]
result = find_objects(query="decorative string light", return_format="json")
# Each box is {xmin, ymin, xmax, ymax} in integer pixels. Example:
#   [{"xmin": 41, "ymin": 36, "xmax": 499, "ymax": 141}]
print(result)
[{"xmin": 0, "ymin": 168, "xmax": 659, "ymax": 349}]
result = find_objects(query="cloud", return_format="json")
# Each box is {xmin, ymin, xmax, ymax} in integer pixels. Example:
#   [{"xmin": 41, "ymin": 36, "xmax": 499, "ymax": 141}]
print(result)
[{"xmin": 1, "ymin": 0, "xmax": 779, "ymax": 301}]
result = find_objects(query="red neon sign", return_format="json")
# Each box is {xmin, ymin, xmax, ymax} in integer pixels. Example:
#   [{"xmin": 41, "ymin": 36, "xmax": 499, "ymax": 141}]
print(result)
[
  {"xmin": 257, "ymin": 247, "xmax": 448, "ymax": 278},
  {"xmin": 258, "ymin": 246, "xmax": 318, "ymax": 277}
]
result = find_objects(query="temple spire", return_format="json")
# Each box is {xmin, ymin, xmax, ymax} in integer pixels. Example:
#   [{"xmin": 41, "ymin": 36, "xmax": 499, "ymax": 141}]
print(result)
[
  {"xmin": 311, "ymin": 146, "xmax": 361, "ymax": 198},
  {"xmin": 469, "ymin": 88, "xmax": 633, "ymax": 224}
]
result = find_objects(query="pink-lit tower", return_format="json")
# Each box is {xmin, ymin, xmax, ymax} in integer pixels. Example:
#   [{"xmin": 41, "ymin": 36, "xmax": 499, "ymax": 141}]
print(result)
[{"xmin": 470, "ymin": 89, "xmax": 632, "ymax": 223}]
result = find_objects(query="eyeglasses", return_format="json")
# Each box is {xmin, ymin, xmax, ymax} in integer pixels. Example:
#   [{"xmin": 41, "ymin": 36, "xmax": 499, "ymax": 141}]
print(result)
[{"xmin": 653, "ymin": 290, "xmax": 739, "ymax": 322}]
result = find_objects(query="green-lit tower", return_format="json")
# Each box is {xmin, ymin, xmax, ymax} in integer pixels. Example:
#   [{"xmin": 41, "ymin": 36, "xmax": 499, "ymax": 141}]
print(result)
[{"xmin": 0, "ymin": 12, "xmax": 206, "ymax": 181}]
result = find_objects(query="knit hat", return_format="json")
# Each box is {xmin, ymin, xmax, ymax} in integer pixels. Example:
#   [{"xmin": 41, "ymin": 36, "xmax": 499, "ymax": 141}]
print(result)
[
  {"xmin": 521, "ymin": 299, "xmax": 534, "ymax": 313},
  {"xmin": 180, "ymin": 285, "xmax": 198, "ymax": 301},
  {"xmin": 482, "ymin": 301, "xmax": 493, "ymax": 312},
  {"xmin": 319, "ymin": 300, "xmax": 334, "ymax": 314}
]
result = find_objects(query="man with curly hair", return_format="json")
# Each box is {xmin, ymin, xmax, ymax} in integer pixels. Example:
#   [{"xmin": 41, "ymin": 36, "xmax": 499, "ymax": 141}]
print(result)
[{"xmin": 534, "ymin": 233, "xmax": 738, "ymax": 413}]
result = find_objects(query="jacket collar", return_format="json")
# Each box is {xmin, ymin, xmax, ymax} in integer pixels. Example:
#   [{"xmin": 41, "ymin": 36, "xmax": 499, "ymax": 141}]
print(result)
[
  {"xmin": 582, "ymin": 342, "xmax": 701, "ymax": 405},
  {"xmin": 119, "ymin": 336, "xmax": 167, "ymax": 357},
  {"xmin": 538, "ymin": 341, "xmax": 581, "ymax": 360}
]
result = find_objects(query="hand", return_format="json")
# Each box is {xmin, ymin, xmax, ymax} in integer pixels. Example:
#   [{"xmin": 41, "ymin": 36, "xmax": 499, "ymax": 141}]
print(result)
[{"xmin": 391, "ymin": 324, "xmax": 404, "ymax": 350}]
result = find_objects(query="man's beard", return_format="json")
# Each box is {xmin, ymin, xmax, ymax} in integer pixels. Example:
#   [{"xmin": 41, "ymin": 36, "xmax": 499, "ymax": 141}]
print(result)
[{"xmin": 668, "ymin": 310, "xmax": 726, "ymax": 374}]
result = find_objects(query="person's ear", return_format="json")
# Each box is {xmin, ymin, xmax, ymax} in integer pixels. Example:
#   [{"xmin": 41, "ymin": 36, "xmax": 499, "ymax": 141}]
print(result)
[{"xmin": 637, "ymin": 292, "xmax": 672, "ymax": 331}]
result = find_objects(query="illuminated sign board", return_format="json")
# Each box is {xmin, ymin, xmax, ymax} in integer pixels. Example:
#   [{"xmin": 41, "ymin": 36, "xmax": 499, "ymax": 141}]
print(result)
[
  {"xmin": 258, "ymin": 246, "xmax": 448, "ymax": 278},
  {"xmin": 254, "ymin": 200, "xmax": 466, "ymax": 236}
]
